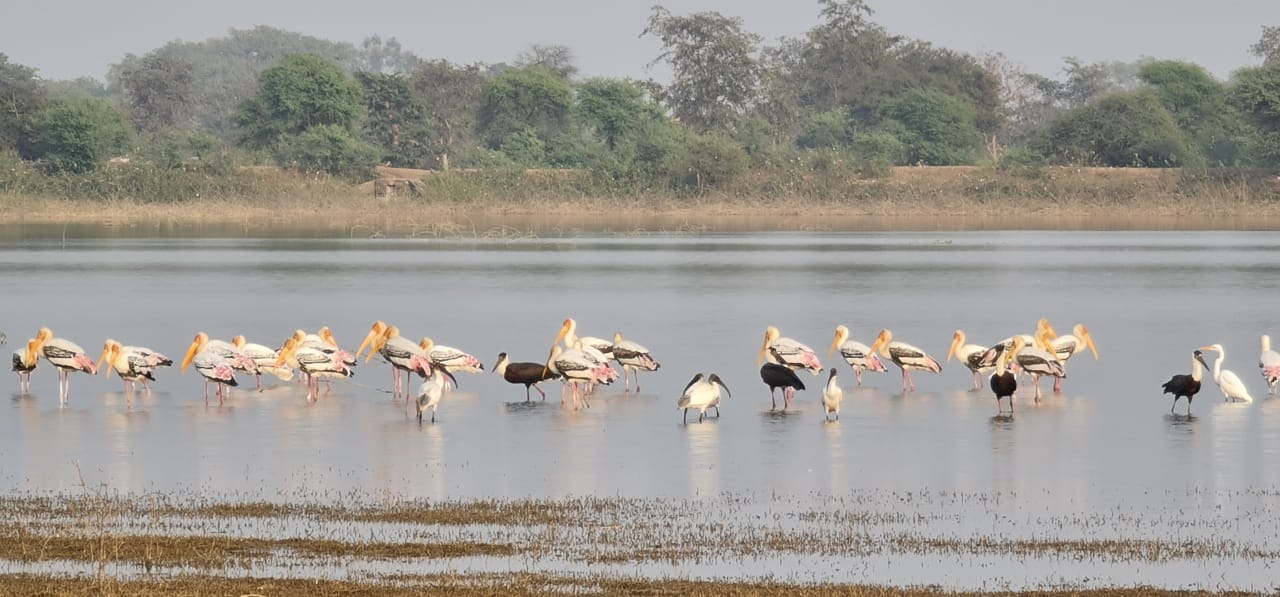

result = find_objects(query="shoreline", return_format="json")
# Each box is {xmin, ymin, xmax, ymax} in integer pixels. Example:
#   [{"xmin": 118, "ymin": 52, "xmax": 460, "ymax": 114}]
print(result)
[{"xmin": 4, "ymin": 195, "xmax": 1280, "ymax": 236}]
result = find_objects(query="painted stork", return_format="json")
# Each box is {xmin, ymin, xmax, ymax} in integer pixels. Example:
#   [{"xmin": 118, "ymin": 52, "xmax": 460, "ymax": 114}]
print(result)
[
  {"xmin": 33, "ymin": 327, "xmax": 97, "ymax": 401},
  {"xmin": 358, "ymin": 323, "xmax": 430, "ymax": 399},
  {"xmin": 828, "ymin": 325, "xmax": 886, "ymax": 386},
  {"xmin": 189, "ymin": 353, "xmax": 238, "ymax": 405},
  {"xmin": 869, "ymin": 329, "xmax": 942, "ymax": 393},
  {"xmin": 610, "ymin": 331, "xmax": 660, "ymax": 392},
  {"xmin": 1199, "ymin": 344, "xmax": 1253, "ymax": 403},
  {"xmin": 1162, "ymin": 350, "xmax": 1210, "ymax": 415},
  {"xmin": 947, "ymin": 329, "xmax": 993, "ymax": 390},
  {"xmin": 1014, "ymin": 331, "xmax": 1066, "ymax": 401},
  {"xmin": 559, "ymin": 318, "xmax": 614, "ymax": 360},
  {"xmin": 760, "ymin": 362, "xmax": 805, "ymax": 411},
  {"xmin": 12, "ymin": 337, "xmax": 39, "ymax": 393},
  {"xmin": 989, "ymin": 338, "xmax": 1020, "ymax": 414},
  {"xmin": 677, "ymin": 372, "xmax": 731, "ymax": 424},
  {"xmin": 545, "ymin": 343, "xmax": 613, "ymax": 410},
  {"xmin": 294, "ymin": 327, "xmax": 357, "ymax": 370},
  {"xmin": 181, "ymin": 332, "xmax": 258, "ymax": 378},
  {"xmin": 758, "ymin": 326, "xmax": 821, "ymax": 375},
  {"xmin": 494, "ymin": 352, "xmax": 558, "ymax": 402},
  {"xmin": 416, "ymin": 366, "xmax": 458, "ymax": 425},
  {"xmin": 230, "ymin": 336, "xmax": 294, "ymax": 391},
  {"xmin": 98, "ymin": 339, "xmax": 172, "ymax": 400},
  {"xmin": 419, "ymin": 337, "xmax": 484, "ymax": 375},
  {"xmin": 821, "ymin": 368, "xmax": 843, "ymax": 421},
  {"xmin": 275, "ymin": 337, "xmax": 355, "ymax": 401},
  {"xmin": 1043, "ymin": 323, "xmax": 1099, "ymax": 392},
  {"xmin": 1260, "ymin": 335, "xmax": 1280, "ymax": 395}
]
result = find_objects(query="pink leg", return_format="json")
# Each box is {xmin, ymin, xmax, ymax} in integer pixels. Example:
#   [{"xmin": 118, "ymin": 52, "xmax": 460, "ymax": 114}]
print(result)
[{"xmin": 1053, "ymin": 376, "xmax": 1063, "ymax": 393}]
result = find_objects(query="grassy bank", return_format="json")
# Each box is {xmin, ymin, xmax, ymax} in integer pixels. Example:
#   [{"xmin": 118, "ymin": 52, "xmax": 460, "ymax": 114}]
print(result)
[{"xmin": 1, "ymin": 165, "xmax": 1279, "ymax": 234}]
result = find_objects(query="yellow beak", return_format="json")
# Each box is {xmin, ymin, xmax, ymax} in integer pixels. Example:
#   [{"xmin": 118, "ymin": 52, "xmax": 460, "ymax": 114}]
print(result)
[
  {"xmin": 98, "ymin": 343, "xmax": 113, "ymax": 379},
  {"xmin": 180, "ymin": 338, "xmax": 201, "ymax": 373}
]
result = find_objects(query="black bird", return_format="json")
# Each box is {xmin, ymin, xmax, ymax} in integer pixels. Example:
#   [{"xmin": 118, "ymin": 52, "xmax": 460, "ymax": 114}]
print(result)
[
  {"xmin": 1162, "ymin": 350, "xmax": 1210, "ymax": 415},
  {"xmin": 494, "ymin": 352, "xmax": 559, "ymax": 401},
  {"xmin": 990, "ymin": 340, "xmax": 1019, "ymax": 414},
  {"xmin": 760, "ymin": 362, "xmax": 805, "ymax": 411}
]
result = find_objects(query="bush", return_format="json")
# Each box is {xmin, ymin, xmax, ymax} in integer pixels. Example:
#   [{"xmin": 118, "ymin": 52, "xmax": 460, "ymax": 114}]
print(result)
[
  {"xmin": 137, "ymin": 130, "xmax": 237, "ymax": 174},
  {"xmin": 879, "ymin": 90, "xmax": 982, "ymax": 166},
  {"xmin": 19, "ymin": 99, "xmax": 133, "ymax": 173},
  {"xmin": 274, "ymin": 124, "xmax": 379, "ymax": 180},
  {"xmin": 665, "ymin": 134, "xmax": 748, "ymax": 190},
  {"xmin": 1042, "ymin": 90, "xmax": 1189, "ymax": 167},
  {"xmin": 996, "ymin": 147, "xmax": 1047, "ymax": 178},
  {"xmin": 796, "ymin": 110, "xmax": 853, "ymax": 150},
  {"xmin": 851, "ymin": 132, "xmax": 905, "ymax": 178}
]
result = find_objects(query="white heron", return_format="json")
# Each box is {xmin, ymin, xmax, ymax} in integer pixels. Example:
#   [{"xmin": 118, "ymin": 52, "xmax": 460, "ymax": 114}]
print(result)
[{"xmin": 1200, "ymin": 344, "xmax": 1254, "ymax": 403}]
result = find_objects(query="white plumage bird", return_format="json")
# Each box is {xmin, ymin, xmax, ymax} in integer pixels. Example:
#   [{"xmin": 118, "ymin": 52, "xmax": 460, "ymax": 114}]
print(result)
[
  {"xmin": 676, "ymin": 372, "xmax": 730, "ymax": 424},
  {"xmin": 821, "ymin": 368, "xmax": 843, "ymax": 421},
  {"xmin": 758, "ymin": 325, "xmax": 822, "ymax": 375},
  {"xmin": 828, "ymin": 325, "xmax": 886, "ymax": 386},
  {"xmin": 1200, "ymin": 343, "xmax": 1253, "ymax": 403},
  {"xmin": 416, "ymin": 367, "xmax": 458, "ymax": 424},
  {"xmin": 611, "ymin": 331, "xmax": 660, "ymax": 392},
  {"xmin": 947, "ymin": 329, "xmax": 993, "ymax": 390},
  {"xmin": 1260, "ymin": 335, "xmax": 1280, "ymax": 395}
]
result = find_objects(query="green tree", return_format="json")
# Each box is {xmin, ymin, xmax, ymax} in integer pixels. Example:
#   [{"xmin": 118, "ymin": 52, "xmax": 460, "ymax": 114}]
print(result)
[
  {"xmin": 1251, "ymin": 26, "xmax": 1280, "ymax": 66},
  {"xmin": 235, "ymin": 54, "xmax": 364, "ymax": 150},
  {"xmin": 666, "ymin": 133, "xmax": 748, "ymax": 188},
  {"xmin": 476, "ymin": 66, "xmax": 573, "ymax": 150},
  {"xmin": 1139, "ymin": 60, "xmax": 1245, "ymax": 165},
  {"xmin": 0, "ymin": 53, "xmax": 49, "ymax": 151},
  {"xmin": 796, "ymin": 109, "xmax": 853, "ymax": 149},
  {"xmin": 274, "ymin": 123, "xmax": 379, "ymax": 179},
  {"xmin": 356, "ymin": 71, "xmax": 433, "ymax": 167},
  {"xmin": 515, "ymin": 44, "xmax": 578, "ymax": 80},
  {"xmin": 1230, "ymin": 64, "xmax": 1280, "ymax": 165},
  {"xmin": 111, "ymin": 26, "xmax": 368, "ymax": 138},
  {"xmin": 643, "ymin": 6, "xmax": 761, "ymax": 132},
  {"xmin": 44, "ymin": 77, "xmax": 110, "ymax": 101},
  {"xmin": 410, "ymin": 60, "xmax": 484, "ymax": 170},
  {"xmin": 880, "ymin": 89, "xmax": 981, "ymax": 165},
  {"xmin": 20, "ymin": 98, "xmax": 133, "ymax": 172},
  {"xmin": 1042, "ymin": 90, "xmax": 1187, "ymax": 167},
  {"xmin": 116, "ymin": 53, "xmax": 196, "ymax": 132},
  {"xmin": 576, "ymin": 78, "xmax": 665, "ymax": 150}
]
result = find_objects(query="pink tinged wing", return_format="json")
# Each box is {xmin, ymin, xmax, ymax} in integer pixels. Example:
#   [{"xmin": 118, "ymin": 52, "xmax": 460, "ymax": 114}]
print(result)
[
  {"xmin": 1262, "ymin": 365, "xmax": 1280, "ymax": 382},
  {"xmin": 867, "ymin": 354, "xmax": 887, "ymax": 372},
  {"xmin": 73, "ymin": 354, "xmax": 98, "ymax": 375},
  {"xmin": 213, "ymin": 363, "xmax": 237, "ymax": 382}
]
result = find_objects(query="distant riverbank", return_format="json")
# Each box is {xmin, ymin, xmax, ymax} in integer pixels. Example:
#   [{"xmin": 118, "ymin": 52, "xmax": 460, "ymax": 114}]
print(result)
[{"xmin": 2, "ymin": 165, "xmax": 1278, "ymax": 235}]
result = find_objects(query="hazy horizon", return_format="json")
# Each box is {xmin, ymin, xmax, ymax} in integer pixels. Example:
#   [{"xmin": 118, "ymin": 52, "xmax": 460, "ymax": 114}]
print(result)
[{"xmin": 4, "ymin": 0, "xmax": 1278, "ymax": 83}]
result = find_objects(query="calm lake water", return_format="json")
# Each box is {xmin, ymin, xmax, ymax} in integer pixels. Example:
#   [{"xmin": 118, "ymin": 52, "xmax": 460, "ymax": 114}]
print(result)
[{"xmin": 2, "ymin": 227, "xmax": 1280, "ymax": 589}]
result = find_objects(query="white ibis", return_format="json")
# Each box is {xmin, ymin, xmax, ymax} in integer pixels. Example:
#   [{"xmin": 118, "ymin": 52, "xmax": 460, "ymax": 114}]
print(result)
[
  {"xmin": 760, "ymin": 362, "xmax": 805, "ymax": 411},
  {"xmin": 828, "ymin": 325, "xmax": 886, "ymax": 386},
  {"xmin": 821, "ymin": 368, "xmax": 843, "ymax": 421},
  {"xmin": 610, "ymin": 331, "xmax": 660, "ymax": 392},
  {"xmin": 758, "ymin": 326, "xmax": 821, "ymax": 375},
  {"xmin": 677, "ymin": 372, "xmax": 730, "ymax": 423},
  {"xmin": 416, "ymin": 367, "xmax": 458, "ymax": 424},
  {"xmin": 12, "ymin": 337, "xmax": 39, "ymax": 393},
  {"xmin": 98, "ymin": 339, "xmax": 172, "ymax": 401},
  {"xmin": 494, "ymin": 352, "xmax": 558, "ymax": 402},
  {"xmin": 947, "ymin": 329, "xmax": 993, "ymax": 390},
  {"xmin": 869, "ymin": 329, "xmax": 941, "ymax": 393},
  {"xmin": 1260, "ymin": 335, "xmax": 1280, "ymax": 395},
  {"xmin": 989, "ymin": 338, "xmax": 1020, "ymax": 414},
  {"xmin": 359, "ymin": 323, "xmax": 430, "ymax": 399},
  {"xmin": 33, "ymin": 327, "xmax": 97, "ymax": 401},
  {"xmin": 1162, "ymin": 350, "xmax": 1210, "ymax": 415},
  {"xmin": 231, "ymin": 335, "xmax": 294, "ymax": 391},
  {"xmin": 1199, "ymin": 344, "xmax": 1253, "ymax": 403}
]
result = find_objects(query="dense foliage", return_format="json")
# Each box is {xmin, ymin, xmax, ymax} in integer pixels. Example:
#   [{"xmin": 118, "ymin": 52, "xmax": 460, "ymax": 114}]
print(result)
[{"xmin": 2, "ymin": 4, "xmax": 1279, "ymax": 191}]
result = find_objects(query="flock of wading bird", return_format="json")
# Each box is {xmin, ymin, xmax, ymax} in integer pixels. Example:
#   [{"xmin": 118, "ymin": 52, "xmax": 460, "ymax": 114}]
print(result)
[{"xmin": 4, "ymin": 316, "xmax": 1268, "ymax": 422}]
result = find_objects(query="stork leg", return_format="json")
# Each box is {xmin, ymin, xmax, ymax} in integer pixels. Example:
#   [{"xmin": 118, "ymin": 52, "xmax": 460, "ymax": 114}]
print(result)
[
  {"xmin": 899, "ymin": 367, "xmax": 909, "ymax": 393},
  {"xmin": 255, "ymin": 372, "xmax": 263, "ymax": 393},
  {"xmin": 784, "ymin": 387, "xmax": 795, "ymax": 411},
  {"xmin": 972, "ymin": 370, "xmax": 981, "ymax": 391},
  {"xmin": 1053, "ymin": 376, "xmax": 1063, "ymax": 393},
  {"xmin": 1032, "ymin": 375, "xmax": 1043, "ymax": 401},
  {"xmin": 854, "ymin": 369, "xmax": 863, "ymax": 387},
  {"xmin": 1171, "ymin": 397, "xmax": 1178, "ymax": 414},
  {"xmin": 533, "ymin": 383, "xmax": 546, "ymax": 400},
  {"xmin": 770, "ymin": 388, "xmax": 778, "ymax": 411}
]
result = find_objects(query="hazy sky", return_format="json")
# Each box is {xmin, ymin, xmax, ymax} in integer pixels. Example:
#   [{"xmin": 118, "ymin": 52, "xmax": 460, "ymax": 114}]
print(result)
[{"xmin": 4, "ymin": 0, "xmax": 1278, "ymax": 82}]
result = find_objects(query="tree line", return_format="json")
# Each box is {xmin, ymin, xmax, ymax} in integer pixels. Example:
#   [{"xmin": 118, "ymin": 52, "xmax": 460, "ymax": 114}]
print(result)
[{"xmin": 2, "ymin": 1, "xmax": 1279, "ymax": 191}]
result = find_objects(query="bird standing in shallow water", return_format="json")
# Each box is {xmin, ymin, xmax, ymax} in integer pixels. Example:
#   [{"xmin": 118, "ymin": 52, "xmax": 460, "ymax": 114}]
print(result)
[
  {"xmin": 494, "ymin": 352, "xmax": 558, "ymax": 402},
  {"xmin": 1260, "ymin": 335, "xmax": 1280, "ymax": 395},
  {"xmin": 990, "ymin": 338, "xmax": 1021, "ymax": 415},
  {"xmin": 828, "ymin": 325, "xmax": 886, "ymax": 387},
  {"xmin": 760, "ymin": 362, "xmax": 805, "ymax": 411},
  {"xmin": 821, "ymin": 368, "xmax": 843, "ymax": 421},
  {"xmin": 1162, "ymin": 350, "xmax": 1210, "ymax": 415},
  {"xmin": 677, "ymin": 373, "xmax": 731, "ymax": 423},
  {"xmin": 1199, "ymin": 344, "xmax": 1253, "ymax": 403},
  {"xmin": 869, "ymin": 329, "xmax": 942, "ymax": 393}
]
